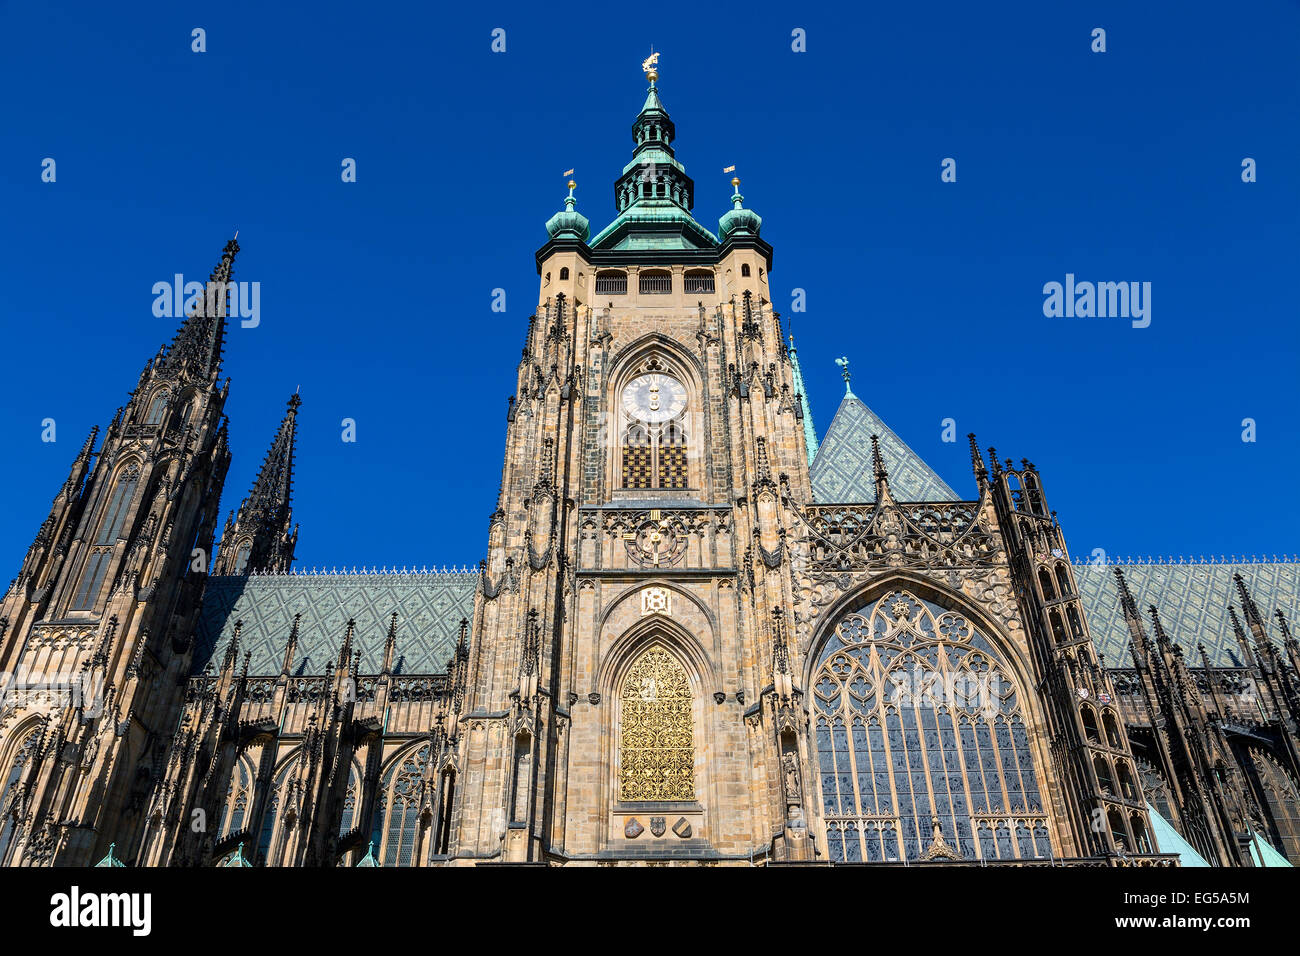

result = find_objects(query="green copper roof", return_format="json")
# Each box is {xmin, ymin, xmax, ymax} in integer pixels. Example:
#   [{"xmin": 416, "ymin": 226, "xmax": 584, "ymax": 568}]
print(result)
[
  {"xmin": 810, "ymin": 391, "xmax": 958, "ymax": 503},
  {"xmin": 545, "ymin": 182, "xmax": 590, "ymax": 242},
  {"xmin": 221, "ymin": 842, "xmax": 252, "ymax": 867},
  {"xmin": 195, "ymin": 570, "xmax": 478, "ymax": 675},
  {"xmin": 787, "ymin": 335, "xmax": 818, "ymax": 465},
  {"xmin": 1249, "ymin": 832, "xmax": 1294, "ymax": 867},
  {"xmin": 356, "ymin": 840, "xmax": 381, "ymax": 867},
  {"xmin": 588, "ymin": 202, "xmax": 719, "ymax": 250},
  {"xmin": 94, "ymin": 843, "xmax": 126, "ymax": 867},
  {"xmin": 1074, "ymin": 560, "xmax": 1300, "ymax": 666},
  {"xmin": 1145, "ymin": 802, "xmax": 1210, "ymax": 866},
  {"xmin": 589, "ymin": 73, "xmax": 719, "ymax": 252},
  {"xmin": 718, "ymin": 180, "xmax": 761, "ymax": 240}
]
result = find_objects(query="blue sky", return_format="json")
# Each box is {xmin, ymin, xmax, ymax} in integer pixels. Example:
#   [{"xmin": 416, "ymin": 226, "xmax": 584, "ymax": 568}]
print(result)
[{"xmin": 2, "ymin": 1, "xmax": 1297, "ymax": 571}]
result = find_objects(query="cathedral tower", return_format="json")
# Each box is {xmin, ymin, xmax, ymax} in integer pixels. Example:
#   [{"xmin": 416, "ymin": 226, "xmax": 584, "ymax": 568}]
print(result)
[
  {"xmin": 453, "ymin": 60, "xmax": 815, "ymax": 863},
  {"xmin": 0, "ymin": 239, "xmax": 238, "ymax": 865}
]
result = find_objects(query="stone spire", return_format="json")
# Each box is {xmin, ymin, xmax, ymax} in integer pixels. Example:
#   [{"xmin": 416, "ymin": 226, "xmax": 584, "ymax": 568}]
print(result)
[
  {"xmin": 213, "ymin": 393, "xmax": 300, "ymax": 575},
  {"xmin": 163, "ymin": 235, "xmax": 239, "ymax": 381}
]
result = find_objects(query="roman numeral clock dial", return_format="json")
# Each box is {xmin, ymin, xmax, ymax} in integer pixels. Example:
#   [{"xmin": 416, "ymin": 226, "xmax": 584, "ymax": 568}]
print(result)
[{"xmin": 621, "ymin": 373, "xmax": 686, "ymax": 423}]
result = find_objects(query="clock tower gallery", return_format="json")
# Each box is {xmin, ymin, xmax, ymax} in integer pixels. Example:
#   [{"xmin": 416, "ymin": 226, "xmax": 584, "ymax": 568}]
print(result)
[{"xmin": 451, "ymin": 60, "xmax": 815, "ymax": 863}]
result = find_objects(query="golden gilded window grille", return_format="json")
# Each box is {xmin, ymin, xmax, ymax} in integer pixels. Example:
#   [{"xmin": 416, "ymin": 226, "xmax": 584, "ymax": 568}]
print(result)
[
  {"xmin": 619, "ymin": 648, "xmax": 695, "ymax": 802},
  {"xmin": 621, "ymin": 424, "xmax": 653, "ymax": 489},
  {"xmin": 620, "ymin": 421, "xmax": 689, "ymax": 490}
]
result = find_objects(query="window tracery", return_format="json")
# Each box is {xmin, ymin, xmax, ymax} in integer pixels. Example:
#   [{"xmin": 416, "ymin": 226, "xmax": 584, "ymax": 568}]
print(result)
[
  {"xmin": 254, "ymin": 759, "xmax": 297, "ymax": 865},
  {"xmin": 0, "ymin": 731, "xmax": 37, "ymax": 864},
  {"xmin": 219, "ymin": 755, "xmax": 254, "ymax": 837},
  {"xmin": 377, "ymin": 744, "xmax": 430, "ymax": 866},
  {"xmin": 72, "ymin": 467, "xmax": 140, "ymax": 610},
  {"xmin": 812, "ymin": 589, "xmax": 1049, "ymax": 863},
  {"xmin": 619, "ymin": 648, "xmax": 695, "ymax": 802},
  {"xmin": 1249, "ymin": 748, "xmax": 1300, "ymax": 854},
  {"xmin": 144, "ymin": 391, "xmax": 170, "ymax": 425}
]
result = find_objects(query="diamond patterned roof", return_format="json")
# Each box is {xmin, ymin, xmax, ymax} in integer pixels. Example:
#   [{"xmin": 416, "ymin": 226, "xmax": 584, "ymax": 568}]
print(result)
[
  {"xmin": 810, "ymin": 393, "xmax": 959, "ymax": 503},
  {"xmin": 193, "ymin": 572, "xmax": 479, "ymax": 676},
  {"xmin": 1075, "ymin": 561, "xmax": 1300, "ymax": 666}
]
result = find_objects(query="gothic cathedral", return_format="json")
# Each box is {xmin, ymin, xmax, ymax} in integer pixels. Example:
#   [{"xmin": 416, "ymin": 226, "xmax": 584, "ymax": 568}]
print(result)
[{"xmin": 2, "ymin": 66, "xmax": 1298, "ymax": 868}]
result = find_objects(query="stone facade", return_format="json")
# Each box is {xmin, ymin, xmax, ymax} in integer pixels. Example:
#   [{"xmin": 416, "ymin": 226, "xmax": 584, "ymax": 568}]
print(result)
[{"xmin": 1, "ymin": 70, "xmax": 1298, "ymax": 869}]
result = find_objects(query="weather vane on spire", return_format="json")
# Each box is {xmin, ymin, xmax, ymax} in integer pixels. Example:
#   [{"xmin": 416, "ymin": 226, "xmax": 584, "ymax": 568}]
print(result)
[
  {"xmin": 835, "ymin": 356, "xmax": 852, "ymax": 392},
  {"xmin": 642, "ymin": 50, "xmax": 660, "ymax": 79}
]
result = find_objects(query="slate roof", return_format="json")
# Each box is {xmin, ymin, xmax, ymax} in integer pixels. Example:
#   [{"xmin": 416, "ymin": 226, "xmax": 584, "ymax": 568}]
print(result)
[
  {"xmin": 1075, "ymin": 561, "xmax": 1300, "ymax": 666},
  {"xmin": 194, "ymin": 571, "xmax": 479, "ymax": 676},
  {"xmin": 810, "ymin": 392, "xmax": 959, "ymax": 503}
]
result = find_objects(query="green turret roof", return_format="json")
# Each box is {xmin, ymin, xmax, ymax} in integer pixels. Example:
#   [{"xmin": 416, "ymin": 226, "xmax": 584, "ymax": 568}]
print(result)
[
  {"xmin": 718, "ymin": 178, "xmax": 762, "ymax": 240},
  {"xmin": 545, "ymin": 180, "xmax": 590, "ymax": 242},
  {"xmin": 589, "ymin": 67, "xmax": 718, "ymax": 252}
]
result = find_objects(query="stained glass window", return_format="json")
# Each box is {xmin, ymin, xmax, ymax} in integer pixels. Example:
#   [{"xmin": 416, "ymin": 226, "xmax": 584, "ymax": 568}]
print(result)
[
  {"xmin": 812, "ymin": 590, "xmax": 1049, "ymax": 862},
  {"xmin": 144, "ymin": 392, "xmax": 169, "ymax": 425},
  {"xmin": 73, "ymin": 469, "xmax": 139, "ymax": 610},
  {"xmin": 219, "ymin": 756, "xmax": 254, "ymax": 837},
  {"xmin": 1250, "ymin": 749, "xmax": 1300, "ymax": 858},
  {"xmin": 0, "ymin": 732, "xmax": 37, "ymax": 864},
  {"xmin": 619, "ymin": 648, "xmax": 695, "ymax": 802},
  {"xmin": 254, "ymin": 760, "xmax": 297, "ymax": 866},
  {"xmin": 379, "ymin": 744, "xmax": 430, "ymax": 867}
]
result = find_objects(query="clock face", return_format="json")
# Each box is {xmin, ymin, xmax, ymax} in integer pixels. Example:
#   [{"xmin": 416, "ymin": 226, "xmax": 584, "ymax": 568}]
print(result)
[{"xmin": 621, "ymin": 373, "xmax": 687, "ymax": 424}]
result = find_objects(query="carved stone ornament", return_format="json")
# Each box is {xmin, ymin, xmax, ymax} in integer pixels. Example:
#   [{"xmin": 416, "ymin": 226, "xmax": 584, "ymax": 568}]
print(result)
[
  {"xmin": 625, "ymin": 817, "xmax": 644, "ymax": 839},
  {"xmin": 650, "ymin": 816, "xmax": 666, "ymax": 837},
  {"xmin": 640, "ymin": 586, "xmax": 671, "ymax": 617}
]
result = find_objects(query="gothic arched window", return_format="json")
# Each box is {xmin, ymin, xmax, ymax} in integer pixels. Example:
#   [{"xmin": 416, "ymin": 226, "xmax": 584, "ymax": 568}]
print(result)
[
  {"xmin": 255, "ymin": 759, "xmax": 296, "ymax": 866},
  {"xmin": 144, "ymin": 391, "xmax": 169, "ymax": 425},
  {"xmin": 812, "ymin": 589, "xmax": 1049, "ymax": 863},
  {"xmin": 377, "ymin": 744, "xmax": 430, "ymax": 867},
  {"xmin": 619, "ymin": 647, "xmax": 695, "ymax": 802},
  {"xmin": 619, "ymin": 371, "xmax": 689, "ymax": 490},
  {"xmin": 1249, "ymin": 748, "xmax": 1300, "ymax": 858},
  {"xmin": 0, "ymin": 731, "xmax": 38, "ymax": 864},
  {"xmin": 1136, "ymin": 756, "xmax": 1174, "ymax": 823},
  {"xmin": 219, "ymin": 754, "xmax": 255, "ymax": 837},
  {"xmin": 337, "ymin": 762, "xmax": 361, "ymax": 838},
  {"xmin": 72, "ymin": 467, "xmax": 139, "ymax": 610},
  {"xmin": 95, "ymin": 469, "xmax": 139, "ymax": 546}
]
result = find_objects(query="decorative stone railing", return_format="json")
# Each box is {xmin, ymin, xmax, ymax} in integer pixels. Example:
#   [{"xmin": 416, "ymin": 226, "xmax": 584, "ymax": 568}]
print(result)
[
  {"xmin": 798, "ymin": 501, "xmax": 998, "ymax": 572},
  {"xmin": 578, "ymin": 506, "xmax": 734, "ymax": 572}
]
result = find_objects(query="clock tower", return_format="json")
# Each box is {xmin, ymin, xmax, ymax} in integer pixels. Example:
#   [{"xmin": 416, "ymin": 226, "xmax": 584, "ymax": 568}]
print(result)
[{"xmin": 450, "ymin": 58, "xmax": 818, "ymax": 863}]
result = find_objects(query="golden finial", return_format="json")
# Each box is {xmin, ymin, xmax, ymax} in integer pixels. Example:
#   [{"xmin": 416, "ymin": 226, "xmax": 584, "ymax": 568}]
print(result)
[
  {"xmin": 567, "ymin": 179, "xmax": 576, "ymax": 190},
  {"xmin": 731, "ymin": 177, "xmax": 740, "ymax": 187},
  {"xmin": 642, "ymin": 50, "xmax": 660, "ymax": 82}
]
